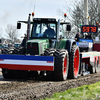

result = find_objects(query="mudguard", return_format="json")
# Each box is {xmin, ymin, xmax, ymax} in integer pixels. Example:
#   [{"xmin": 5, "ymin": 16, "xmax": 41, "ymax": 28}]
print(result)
[{"xmin": 65, "ymin": 39, "xmax": 76, "ymax": 53}]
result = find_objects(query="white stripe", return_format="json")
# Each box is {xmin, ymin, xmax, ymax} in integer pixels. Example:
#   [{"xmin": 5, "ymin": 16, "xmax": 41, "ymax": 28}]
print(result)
[{"xmin": 0, "ymin": 59, "xmax": 54, "ymax": 66}]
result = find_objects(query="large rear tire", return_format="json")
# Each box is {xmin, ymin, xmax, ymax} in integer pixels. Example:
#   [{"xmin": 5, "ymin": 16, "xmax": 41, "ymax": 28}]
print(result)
[
  {"xmin": 68, "ymin": 45, "xmax": 80, "ymax": 79},
  {"xmin": 2, "ymin": 46, "xmax": 28, "ymax": 79},
  {"xmin": 2, "ymin": 48, "xmax": 10, "ymax": 54},
  {"xmin": 13, "ymin": 46, "xmax": 26, "ymax": 54},
  {"xmin": 2, "ymin": 48, "xmax": 14, "ymax": 79},
  {"xmin": 54, "ymin": 49, "xmax": 69, "ymax": 81},
  {"xmin": 10, "ymin": 47, "xmax": 28, "ymax": 79}
]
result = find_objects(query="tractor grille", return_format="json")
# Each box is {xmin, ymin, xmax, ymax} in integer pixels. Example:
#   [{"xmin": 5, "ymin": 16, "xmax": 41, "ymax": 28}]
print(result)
[{"xmin": 27, "ymin": 43, "xmax": 39, "ymax": 55}]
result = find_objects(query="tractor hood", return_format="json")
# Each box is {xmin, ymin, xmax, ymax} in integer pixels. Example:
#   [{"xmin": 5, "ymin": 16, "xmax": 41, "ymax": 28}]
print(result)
[
  {"xmin": 27, "ymin": 39, "xmax": 49, "ymax": 44},
  {"xmin": 26, "ymin": 39, "xmax": 49, "ymax": 55}
]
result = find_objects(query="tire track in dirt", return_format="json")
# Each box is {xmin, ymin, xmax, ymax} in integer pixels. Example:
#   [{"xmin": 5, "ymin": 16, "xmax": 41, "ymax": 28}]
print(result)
[{"xmin": 0, "ymin": 73, "xmax": 100, "ymax": 100}]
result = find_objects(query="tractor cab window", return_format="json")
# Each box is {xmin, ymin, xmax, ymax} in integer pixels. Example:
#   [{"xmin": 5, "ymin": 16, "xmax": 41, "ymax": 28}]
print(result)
[
  {"xmin": 32, "ymin": 22, "xmax": 56, "ymax": 38},
  {"xmin": 59, "ymin": 24, "xmax": 66, "ymax": 38}
]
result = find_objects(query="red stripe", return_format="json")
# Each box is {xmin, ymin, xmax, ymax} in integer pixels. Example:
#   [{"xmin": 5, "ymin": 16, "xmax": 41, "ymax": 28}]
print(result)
[
  {"xmin": 47, "ymin": 61, "xmax": 53, "ymax": 63},
  {"xmin": 0, "ymin": 64, "xmax": 54, "ymax": 71},
  {"xmin": 0, "ymin": 59, "xmax": 4, "ymax": 61}
]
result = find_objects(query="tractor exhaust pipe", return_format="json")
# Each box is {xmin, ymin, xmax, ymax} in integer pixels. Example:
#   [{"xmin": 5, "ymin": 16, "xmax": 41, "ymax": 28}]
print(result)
[
  {"xmin": 56, "ymin": 19, "xmax": 60, "ymax": 49},
  {"xmin": 27, "ymin": 14, "xmax": 31, "ymax": 41}
]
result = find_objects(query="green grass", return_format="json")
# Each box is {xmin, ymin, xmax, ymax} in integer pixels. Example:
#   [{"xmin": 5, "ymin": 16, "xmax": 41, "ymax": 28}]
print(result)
[{"xmin": 41, "ymin": 82, "xmax": 100, "ymax": 100}]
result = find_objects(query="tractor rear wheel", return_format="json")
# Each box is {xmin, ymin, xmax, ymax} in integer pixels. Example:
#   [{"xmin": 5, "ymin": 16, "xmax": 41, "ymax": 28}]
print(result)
[
  {"xmin": 54, "ymin": 49, "xmax": 69, "ymax": 81},
  {"xmin": 2, "ymin": 46, "xmax": 28, "ymax": 79},
  {"xmin": 2, "ymin": 48, "xmax": 10, "ymax": 54},
  {"xmin": 2, "ymin": 48, "xmax": 14, "ymax": 79},
  {"xmin": 10, "ymin": 47, "xmax": 29, "ymax": 79},
  {"xmin": 68, "ymin": 45, "xmax": 80, "ymax": 79},
  {"xmin": 13, "ymin": 46, "xmax": 26, "ymax": 54}
]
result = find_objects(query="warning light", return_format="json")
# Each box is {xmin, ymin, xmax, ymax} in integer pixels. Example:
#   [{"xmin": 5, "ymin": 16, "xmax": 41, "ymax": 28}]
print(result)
[
  {"xmin": 88, "ymin": 16, "xmax": 90, "ymax": 19},
  {"xmin": 96, "ymin": 22, "xmax": 99, "ymax": 25},
  {"xmin": 64, "ymin": 13, "xmax": 67, "ymax": 17},
  {"xmin": 32, "ymin": 12, "xmax": 35, "ymax": 16}
]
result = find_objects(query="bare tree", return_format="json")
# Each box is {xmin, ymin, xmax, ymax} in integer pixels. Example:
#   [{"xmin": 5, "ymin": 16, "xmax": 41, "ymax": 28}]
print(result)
[
  {"xmin": 0, "ymin": 29, "xmax": 2, "ymax": 38},
  {"xmin": 5, "ymin": 24, "xmax": 19, "ymax": 43},
  {"xmin": 58, "ymin": 0, "xmax": 100, "ymax": 38}
]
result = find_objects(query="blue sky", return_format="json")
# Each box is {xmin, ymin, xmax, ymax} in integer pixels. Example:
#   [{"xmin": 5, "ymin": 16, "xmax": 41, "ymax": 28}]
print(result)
[{"xmin": 0, "ymin": 0, "xmax": 74, "ymax": 38}]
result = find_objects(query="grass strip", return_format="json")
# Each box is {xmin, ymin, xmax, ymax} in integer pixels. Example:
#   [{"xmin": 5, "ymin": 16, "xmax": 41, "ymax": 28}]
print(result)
[{"xmin": 42, "ymin": 82, "xmax": 100, "ymax": 100}]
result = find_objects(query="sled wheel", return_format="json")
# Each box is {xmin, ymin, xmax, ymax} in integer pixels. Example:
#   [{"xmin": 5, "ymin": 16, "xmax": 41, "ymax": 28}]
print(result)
[
  {"xmin": 68, "ymin": 45, "xmax": 80, "ymax": 79},
  {"xmin": 11, "ymin": 70, "xmax": 28, "ymax": 79},
  {"xmin": 54, "ymin": 49, "xmax": 69, "ymax": 81},
  {"xmin": 27, "ymin": 71, "xmax": 38, "ymax": 79},
  {"xmin": 43, "ymin": 48, "xmax": 55, "ymax": 80},
  {"xmin": 95, "ymin": 58, "xmax": 99, "ymax": 73},
  {"xmin": 2, "ymin": 69, "xmax": 13, "ymax": 79},
  {"xmin": 89, "ymin": 59, "xmax": 96, "ymax": 74}
]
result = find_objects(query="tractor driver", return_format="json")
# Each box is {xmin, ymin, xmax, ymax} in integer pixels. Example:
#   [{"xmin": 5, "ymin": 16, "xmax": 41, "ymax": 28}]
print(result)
[{"xmin": 43, "ymin": 24, "xmax": 56, "ymax": 38}]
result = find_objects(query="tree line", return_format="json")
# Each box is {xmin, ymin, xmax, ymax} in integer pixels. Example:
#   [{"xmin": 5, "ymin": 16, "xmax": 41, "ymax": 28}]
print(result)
[
  {"xmin": 1, "ymin": 0, "xmax": 100, "ymax": 42},
  {"xmin": 58, "ymin": 0, "xmax": 100, "ymax": 39},
  {"xmin": 0, "ymin": 24, "xmax": 21, "ymax": 44}
]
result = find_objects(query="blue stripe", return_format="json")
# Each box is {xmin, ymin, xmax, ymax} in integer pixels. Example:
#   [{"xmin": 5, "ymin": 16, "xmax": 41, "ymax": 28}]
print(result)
[
  {"xmin": 76, "ymin": 39, "xmax": 93, "ymax": 46},
  {"xmin": 0, "ymin": 54, "xmax": 54, "ymax": 62},
  {"xmin": 79, "ymin": 39, "xmax": 93, "ymax": 43}
]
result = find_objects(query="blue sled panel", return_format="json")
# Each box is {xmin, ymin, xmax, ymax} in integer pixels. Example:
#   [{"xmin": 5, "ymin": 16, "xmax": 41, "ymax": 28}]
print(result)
[{"xmin": 0, "ymin": 54, "xmax": 54, "ymax": 71}]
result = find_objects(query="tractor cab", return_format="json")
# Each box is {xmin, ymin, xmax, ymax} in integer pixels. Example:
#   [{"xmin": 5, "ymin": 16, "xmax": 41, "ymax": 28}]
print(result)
[
  {"xmin": 31, "ymin": 18, "xmax": 57, "ymax": 39},
  {"xmin": 17, "ymin": 14, "xmax": 71, "ymax": 55}
]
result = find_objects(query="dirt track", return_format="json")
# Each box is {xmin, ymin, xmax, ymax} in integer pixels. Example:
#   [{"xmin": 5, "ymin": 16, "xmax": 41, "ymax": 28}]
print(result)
[{"xmin": 0, "ymin": 69, "xmax": 100, "ymax": 100}]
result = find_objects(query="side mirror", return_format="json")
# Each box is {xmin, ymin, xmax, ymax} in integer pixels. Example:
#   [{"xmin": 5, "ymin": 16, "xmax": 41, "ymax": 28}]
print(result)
[
  {"xmin": 17, "ymin": 22, "xmax": 21, "ymax": 29},
  {"xmin": 66, "ymin": 25, "xmax": 71, "ymax": 31}
]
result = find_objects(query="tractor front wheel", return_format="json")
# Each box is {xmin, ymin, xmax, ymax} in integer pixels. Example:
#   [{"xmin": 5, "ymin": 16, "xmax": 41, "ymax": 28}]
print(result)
[
  {"xmin": 54, "ymin": 49, "xmax": 69, "ymax": 81},
  {"xmin": 43, "ymin": 48, "xmax": 55, "ymax": 80}
]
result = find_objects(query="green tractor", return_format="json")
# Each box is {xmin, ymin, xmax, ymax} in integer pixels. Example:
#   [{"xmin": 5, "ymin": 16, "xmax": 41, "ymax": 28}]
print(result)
[{"xmin": 2, "ymin": 13, "xmax": 80, "ymax": 81}]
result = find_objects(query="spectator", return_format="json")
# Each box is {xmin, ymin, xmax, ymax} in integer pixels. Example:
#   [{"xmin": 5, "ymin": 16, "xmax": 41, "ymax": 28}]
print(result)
[
  {"xmin": 75, "ymin": 33, "xmax": 80, "ymax": 42},
  {"xmin": 85, "ymin": 33, "xmax": 92, "ymax": 39}
]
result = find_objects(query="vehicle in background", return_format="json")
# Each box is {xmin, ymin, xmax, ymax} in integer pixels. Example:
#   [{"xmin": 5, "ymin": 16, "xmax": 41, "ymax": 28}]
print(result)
[
  {"xmin": 0, "ymin": 43, "xmax": 4, "ymax": 49},
  {"xmin": 14, "ymin": 43, "xmax": 20, "ymax": 48}
]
